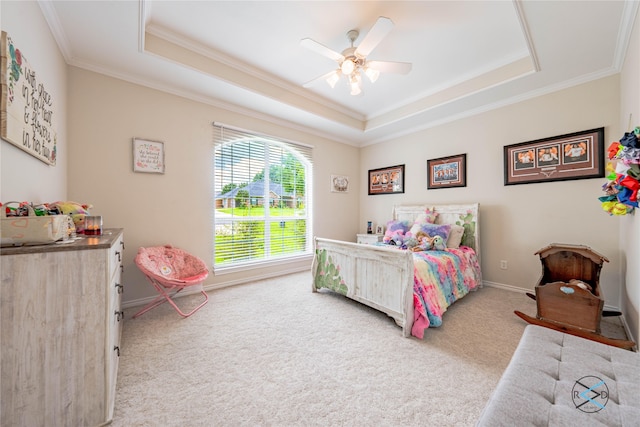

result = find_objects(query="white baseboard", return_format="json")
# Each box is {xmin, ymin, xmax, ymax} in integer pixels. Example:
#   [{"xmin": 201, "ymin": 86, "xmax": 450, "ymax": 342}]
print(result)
[
  {"xmin": 483, "ymin": 280, "xmax": 530, "ymax": 294},
  {"xmin": 122, "ymin": 265, "xmax": 310, "ymax": 310},
  {"xmin": 620, "ymin": 316, "xmax": 635, "ymax": 345},
  {"xmin": 483, "ymin": 280, "xmax": 623, "ymax": 312}
]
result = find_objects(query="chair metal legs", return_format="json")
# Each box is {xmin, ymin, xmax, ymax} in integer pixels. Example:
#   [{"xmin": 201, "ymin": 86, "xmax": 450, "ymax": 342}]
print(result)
[{"xmin": 133, "ymin": 276, "xmax": 209, "ymax": 318}]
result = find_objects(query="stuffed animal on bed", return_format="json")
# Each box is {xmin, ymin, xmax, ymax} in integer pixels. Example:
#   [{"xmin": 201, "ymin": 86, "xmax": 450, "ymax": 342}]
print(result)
[
  {"xmin": 383, "ymin": 220, "xmax": 411, "ymax": 246},
  {"xmin": 410, "ymin": 231, "xmax": 434, "ymax": 252},
  {"xmin": 409, "ymin": 231, "xmax": 448, "ymax": 252},
  {"xmin": 389, "ymin": 233, "xmax": 405, "ymax": 247},
  {"xmin": 431, "ymin": 235, "xmax": 446, "ymax": 251}
]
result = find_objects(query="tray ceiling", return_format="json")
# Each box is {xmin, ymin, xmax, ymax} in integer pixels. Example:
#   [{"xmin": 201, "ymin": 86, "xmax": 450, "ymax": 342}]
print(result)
[{"xmin": 39, "ymin": 0, "xmax": 638, "ymax": 146}]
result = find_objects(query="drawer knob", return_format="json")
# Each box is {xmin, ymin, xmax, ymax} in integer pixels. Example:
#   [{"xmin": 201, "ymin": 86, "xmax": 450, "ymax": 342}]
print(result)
[
  {"xmin": 114, "ymin": 346, "xmax": 120, "ymax": 357},
  {"xmin": 115, "ymin": 283, "xmax": 124, "ymax": 294},
  {"xmin": 115, "ymin": 251, "xmax": 121, "ymax": 262},
  {"xmin": 115, "ymin": 310, "xmax": 124, "ymax": 321}
]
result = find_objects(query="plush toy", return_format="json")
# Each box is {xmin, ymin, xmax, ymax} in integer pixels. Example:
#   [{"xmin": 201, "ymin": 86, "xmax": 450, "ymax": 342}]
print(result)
[
  {"xmin": 431, "ymin": 235, "xmax": 447, "ymax": 251},
  {"xmin": 48, "ymin": 201, "xmax": 93, "ymax": 233},
  {"xmin": 389, "ymin": 232, "xmax": 405, "ymax": 247},
  {"xmin": 404, "ymin": 236, "xmax": 418, "ymax": 249},
  {"xmin": 410, "ymin": 231, "xmax": 434, "ymax": 252},
  {"xmin": 382, "ymin": 220, "xmax": 410, "ymax": 245}
]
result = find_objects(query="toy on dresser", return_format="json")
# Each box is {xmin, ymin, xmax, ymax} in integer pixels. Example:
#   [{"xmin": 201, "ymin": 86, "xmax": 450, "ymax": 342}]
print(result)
[{"xmin": 47, "ymin": 201, "xmax": 92, "ymax": 233}]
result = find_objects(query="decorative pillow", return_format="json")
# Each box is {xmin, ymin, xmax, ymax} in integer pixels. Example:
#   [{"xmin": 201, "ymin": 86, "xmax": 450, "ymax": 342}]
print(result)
[
  {"xmin": 407, "ymin": 209, "xmax": 437, "ymax": 236},
  {"xmin": 446, "ymin": 225, "xmax": 465, "ymax": 249},
  {"xmin": 408, "ymin": 222, "xmax": 422, "ymax": 238},
  {"xmin": 382, "ymin": 220, "xmax": 411, "ymax": 244},
  {"xmin": 412, "ymin": 223, "xmax": 451, "ymax": 242}
]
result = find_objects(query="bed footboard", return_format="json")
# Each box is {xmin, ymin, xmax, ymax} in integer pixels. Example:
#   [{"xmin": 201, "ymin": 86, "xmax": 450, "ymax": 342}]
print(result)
[{"xmin": 312, "ymin": 237, "xmax": 414, "ymax": 337}]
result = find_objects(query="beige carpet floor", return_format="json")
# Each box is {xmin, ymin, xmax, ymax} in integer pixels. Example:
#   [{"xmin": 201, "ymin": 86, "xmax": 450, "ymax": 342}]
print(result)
[{"xmin": 113, "ymin": 272, "xmax": 627, "ymax": 426}]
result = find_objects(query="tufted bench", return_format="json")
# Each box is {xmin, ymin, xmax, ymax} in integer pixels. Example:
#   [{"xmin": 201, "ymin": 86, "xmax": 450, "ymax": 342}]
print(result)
[{"xmin": 477, "ymin": 325, "xmax": 640, "ymax": 426}]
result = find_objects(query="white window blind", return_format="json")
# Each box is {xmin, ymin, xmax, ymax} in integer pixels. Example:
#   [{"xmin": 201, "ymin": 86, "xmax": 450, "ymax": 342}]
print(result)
[{"xmin": 213, "ymin": 124, "xmax": 312, "ymax": 269}]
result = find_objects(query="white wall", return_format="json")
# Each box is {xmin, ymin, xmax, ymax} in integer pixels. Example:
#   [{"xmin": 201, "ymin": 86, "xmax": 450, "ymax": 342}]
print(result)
[
  {"xmin": 67, "ymin": 68, "xmax": 360, "ymax": 304},
  {"xmin": 360, "ymin": 76, "xmax": 624, "ymax": 311},
  {"xmin": 619, "ymin": 5, "xmax": 640, "ymax": 344},
  {"xmin": 0, "ymin": 1, "xmax": 67, "ymax": 202}
]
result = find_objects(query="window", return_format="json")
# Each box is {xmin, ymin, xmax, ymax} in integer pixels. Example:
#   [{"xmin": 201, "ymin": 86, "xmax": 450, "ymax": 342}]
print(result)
[{"xmin": 213, "ymin": 124, "xmax": 312, "ymax": 269}]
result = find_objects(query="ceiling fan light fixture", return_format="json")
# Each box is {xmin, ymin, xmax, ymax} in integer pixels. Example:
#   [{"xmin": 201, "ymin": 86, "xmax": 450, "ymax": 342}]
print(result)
[
  {"xmin": 350, "ymin": 74, "xmax": 362, "ymax": 96},
  {"xmin": 301, "ymin": 16, "xmax": 411, "ymax": 96},
  {"xmin": 325, "ymin": 71, "xmax": 340, "ymax": 88},
  {"xmin": 364, "ymin": 67, "xmax": 380, "ymax": 83},
  {"xmin": 341, "ymin": 58, "xmax": 356, "ymax": 75}
]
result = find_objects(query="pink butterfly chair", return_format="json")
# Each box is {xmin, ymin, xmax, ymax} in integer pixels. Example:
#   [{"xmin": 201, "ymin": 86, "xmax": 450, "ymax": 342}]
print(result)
[{"xmin": 133, "ymin": 245, "xmax": 209, "ymax": 318}]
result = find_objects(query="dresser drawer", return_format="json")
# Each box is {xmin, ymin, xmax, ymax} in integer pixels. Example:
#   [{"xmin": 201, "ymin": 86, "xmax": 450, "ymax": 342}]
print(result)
[
  {"xmin": 356, "ymin": 233, "xmax": 383, "ymax": 244},
  {"xmin": 109, "ymin": 235, "xmax": 124, "ymax": 279}
]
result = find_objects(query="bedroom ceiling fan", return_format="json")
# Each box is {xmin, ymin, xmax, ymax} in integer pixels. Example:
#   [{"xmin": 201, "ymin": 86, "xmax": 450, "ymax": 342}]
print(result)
[{"xmin": 301, "ymin": 16, "xmax": 412, "ymax": 96}]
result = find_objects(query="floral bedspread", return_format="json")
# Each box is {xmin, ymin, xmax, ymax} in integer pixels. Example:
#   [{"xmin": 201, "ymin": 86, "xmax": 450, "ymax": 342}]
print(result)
[{"xmin": 410, "ymin": 246, "xmax": 482, "ymax": 338}]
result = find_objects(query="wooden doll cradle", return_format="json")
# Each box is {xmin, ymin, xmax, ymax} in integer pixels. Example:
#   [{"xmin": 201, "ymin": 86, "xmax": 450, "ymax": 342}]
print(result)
[{"xmin": 515, "ymin": 243, "xmax": 635, "ymax": 350}]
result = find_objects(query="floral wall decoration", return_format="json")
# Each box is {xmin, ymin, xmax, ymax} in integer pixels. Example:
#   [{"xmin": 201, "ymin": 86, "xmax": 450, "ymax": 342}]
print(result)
[
  {"xmin": 1, "ymin": 31, "xmax": 57, "ymax": 165},
  {"xmin": 598, "ymin": 127, "xmax": 640, "ymax": 215}
]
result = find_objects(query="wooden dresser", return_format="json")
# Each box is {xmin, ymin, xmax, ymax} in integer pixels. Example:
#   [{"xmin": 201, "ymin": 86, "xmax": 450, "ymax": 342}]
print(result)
[{"xmin": 1, "ymin": 228, "xmax": 124, "ymax": 426}]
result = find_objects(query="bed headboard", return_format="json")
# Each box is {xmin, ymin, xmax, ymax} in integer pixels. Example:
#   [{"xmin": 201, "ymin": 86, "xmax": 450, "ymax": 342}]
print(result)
[{"xmin": 393, "ymin": 203, "xmax": 480, "ymax": 259}]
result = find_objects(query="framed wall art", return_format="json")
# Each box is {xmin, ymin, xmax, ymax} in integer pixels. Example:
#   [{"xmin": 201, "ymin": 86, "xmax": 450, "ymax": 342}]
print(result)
[
  {"xmin": 330, "ymin": 174, "xmax": 349, "ymax": 193},
  {"xmin": 1, "ymin": 31, "xmax": 57, "ymax": 165},
  {"xmin": 427, "ymin": 153, "xmax": 466, "ymax": 189},
  {"xmin": 133, "ymin": 137, "xmax": 165, "ymax": 173},
  {"xmin": 504, "ymin": 127, "xmax": 604, "ymax": 185},
  {"xmin": 368, "ymin": 164, "xmax": 404, "ymax": 195}
]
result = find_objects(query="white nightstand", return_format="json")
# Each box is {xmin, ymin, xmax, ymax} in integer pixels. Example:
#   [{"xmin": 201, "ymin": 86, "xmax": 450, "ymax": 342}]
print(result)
[{"xmin": 356, "ymin": 233, "xmax": 384, "ymax": 244}]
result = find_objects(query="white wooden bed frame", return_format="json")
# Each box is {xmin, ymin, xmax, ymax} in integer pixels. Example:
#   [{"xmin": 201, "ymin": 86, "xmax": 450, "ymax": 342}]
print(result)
[{"xmin": 311, "ymin": 203, "xmax": 481, "ymax": 337}]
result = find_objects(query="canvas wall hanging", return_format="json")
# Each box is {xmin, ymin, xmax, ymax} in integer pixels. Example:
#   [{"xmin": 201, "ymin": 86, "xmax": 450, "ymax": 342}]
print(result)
[{"xmin": 1, "ymin": 31, "xmax": 57, "ymax": 165}]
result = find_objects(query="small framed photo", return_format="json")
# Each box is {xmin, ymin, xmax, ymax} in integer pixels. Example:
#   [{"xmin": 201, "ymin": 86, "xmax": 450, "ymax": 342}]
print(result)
[
  {"xmin": 368, "ymin": 164, "xmax": 405, "ymax": 195},
  {"xmin": 427, "ymin": 154, "xmax": 467, "ymax": 189},
  {"xmin": 133, "ymin": 137, "xmax": 165, "ymax": 174},
  {"xmin": 504, "ymin": 128, "xmax": 604, "ymax": 185},
  {"xmin": 331, "ymin": 175, "xmax": 349, "ymax": 193},
  {"xmin": 376, "ymin": 225, "xmax": 384, "ymax": 234}
]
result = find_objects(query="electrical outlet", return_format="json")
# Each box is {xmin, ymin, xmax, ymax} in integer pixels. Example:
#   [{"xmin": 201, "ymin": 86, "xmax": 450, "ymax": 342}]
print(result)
[{"xmin": 500, "ymin": 260, "xmax": 508, "ymax": 270}]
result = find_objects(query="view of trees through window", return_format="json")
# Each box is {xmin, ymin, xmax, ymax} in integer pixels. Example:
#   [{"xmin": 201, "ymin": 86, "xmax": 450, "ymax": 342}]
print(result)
[{"xmin": 214, "ymin": 136, "xmax": 311, "ymax": 267}]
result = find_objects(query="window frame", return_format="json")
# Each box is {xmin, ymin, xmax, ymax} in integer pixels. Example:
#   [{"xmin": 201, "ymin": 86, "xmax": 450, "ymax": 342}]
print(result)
[{"xmin": 213, "ymin": 125, "xmax": 313, "ymax": 272}]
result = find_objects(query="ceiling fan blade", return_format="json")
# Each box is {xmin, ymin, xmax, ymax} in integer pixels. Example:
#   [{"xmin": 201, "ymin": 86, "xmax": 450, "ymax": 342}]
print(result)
[
  {"xmin": 300, "ymin": 38, "xmax": 345, "ymax": 62},
  {"xmin": 366, "ymin": 60, "xmax": 412, "ymax": 74},
  {"xmin": 303, "ymin": 69, "xmax": 340, "ymax": 88},
  {"xmin": 355, "ymin": 16, "xmax": 394, "ymax": 57}
]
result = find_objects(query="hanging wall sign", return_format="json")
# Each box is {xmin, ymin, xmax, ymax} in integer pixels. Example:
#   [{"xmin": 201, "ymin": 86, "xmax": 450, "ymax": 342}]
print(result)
[
  {"xmin": 0, "ymin": 31, "xmax": 57, "ymax": 165},
  {"xmin": 133, "ymin": 137, "xmax": 165, "ymax": 174}
]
